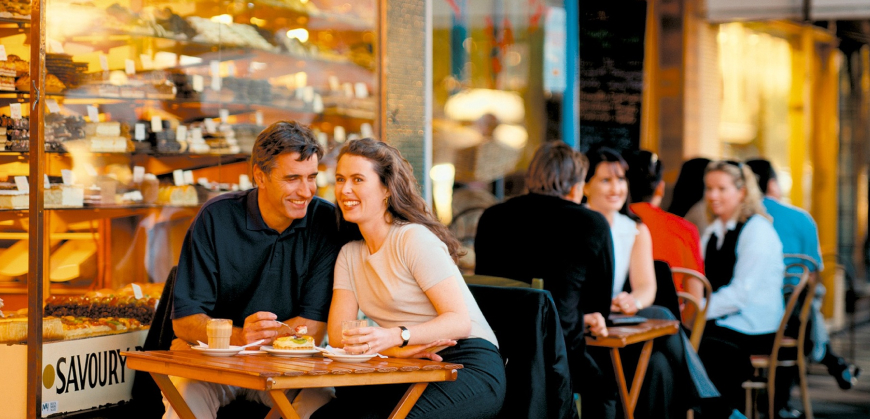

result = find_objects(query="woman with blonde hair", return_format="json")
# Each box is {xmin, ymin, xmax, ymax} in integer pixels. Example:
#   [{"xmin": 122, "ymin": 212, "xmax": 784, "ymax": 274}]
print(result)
[{"xmin": 698, "ymin": 160, "xmax": 785, "ymax": 418}]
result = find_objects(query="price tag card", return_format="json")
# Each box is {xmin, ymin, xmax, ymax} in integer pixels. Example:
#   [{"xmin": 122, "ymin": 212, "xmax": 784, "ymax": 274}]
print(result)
[
  {"xmin": 342, "ymin": 82, "xmax": 354, "ymax": 98},
  {"xmin": 328, "ymin": 75, "xmax": 340, "ymax": 91},
  {"xmin": 46, "ymin": 99, "xmax": 61, "ymax": 113},
  {"xmin": 14, "ymin": 176, "xmax": 28, "ymax": 192},
  {"xmin": 61, "ymin": 169, "xmax": 75, "ymax": 186},
  {"xmin": 44, "ymin": 174, "xmax": 50, "ymax": 188},
  {"xmin": 334, "ymin": 126, "xmax": 346, "ymax": 143},
  {"xmin": 219, "ymin": 108, "xmax": 229, "ymax": 124},
  {"xmin": 316, "ymin": 132, "xmax": 328, "ymax": 149},
  {"xmin": 99, "ymin": 54, "xmax": 109, "ymax": 71},
  {"xmin": 354, "ymin": 82, "xmax": 369, "ymax": 98},
  {"xmin": 295, "ymin": 72, "xmax": 307, "ymax": 88},
  {"xmin": 203, "ymin": 118, "xmax": 216, "ymax": 134},
  {"xmin": 134, "ymin": 123, "xmax": 146, "ymax": 141},
  {"xmin": 0, "ymin": 45, "xmax": 7, "ymax": 61},
  {"xmin": 312, "ymin": 94, "xmax": 323, "ymax": 113},
  {"xmin": 49, "ymin": 39, "xmax": 64, "ymax": 54},
  {"xmin": 151, "ymin": 116, "xmax": 163, "ymax": 132},
  {"xmin": 303, "ymin": 86, "xmax": 314, "ymax": 103},
  {"xmin": 173, "ymin": 169, "xmax": 185, "ymax": 186},
  {"xmin": 255, "ymin": 111, "xmax": 263, "ymax": 126},
  {"xmin": 183, "ymin": 170, "xmax": 194, "ymax": 185},
  {"xmin": 227, "ymin": 61, "xmax": 236, "ymax": 77},
  {"xmin": 87, "ymin": 105, "xmax": 99, "ymax": 122},
  {"xmin": 139, "ymin": 54, "xmax": 153, "ymax": 70},
  {"xmin": 133, "ymin": 166, "xmax": 145, "ymax": 184},
  {"xmin": 85, "ymin": 164, "xmax": 98, "ymax": 177},
  {"xmin": 192, "ymin": 75, "xmax": 204, "ymax": 92},
  {"xmin": 360, "ymin": 122, "xmax": 374, "ymax": 138},
  {"xmin": 131, "ymin": 283, "xmax": 143, "ymax": 300},
  {"xmin": 197, "ymin": 177, "xmax": 210, "ymax": 187},
  {"xmin": 238, "ymin": 174, "xmax": 252, "ymax": 190},
  {"xmin": 9, "ymin": 103, "xmax": 21, "ymax": 120},
  {"xmin": 210, "ymin": 60, "xmax": 221, "ymax": 90},
  {"xmin": 176, "ymin": 125, "xmax": 188, "ymax": 142},
  {"xmin": 125, "ymin": 59, "xmax": 136, "ymax": 75}
]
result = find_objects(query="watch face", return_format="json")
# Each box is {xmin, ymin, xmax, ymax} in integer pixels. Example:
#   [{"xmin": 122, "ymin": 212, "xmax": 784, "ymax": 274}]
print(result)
[{"xmin": 401, "ymin": 328, "xmax": 411, "ymax": 340}]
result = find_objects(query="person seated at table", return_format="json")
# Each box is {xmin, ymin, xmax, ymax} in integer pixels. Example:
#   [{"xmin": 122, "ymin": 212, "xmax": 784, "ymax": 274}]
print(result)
[
  {"xmin": 166, "ymin": 121, "xmax": 346, "ymax": 419},
  {"xmin": 311, "ymin": 138, "xmax": 506, "ymax": 419},
  {"xmin": 584, "ymin": 146, "xmax": 720, "ymax": 419},
  {"xmin": 474, "ymin": 141, "xmax": 617, "ymax": 418},
  {"xmin": 697, "ymin": 160, "xmax": 785, "ymax": 419},
  {"xmin": 625, "ymin": 150, "xmax": 706, "ymax": 316}
]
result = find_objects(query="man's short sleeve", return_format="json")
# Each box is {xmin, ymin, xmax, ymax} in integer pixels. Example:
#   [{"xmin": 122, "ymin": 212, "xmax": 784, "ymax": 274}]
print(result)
[{"xmin": 172, "ymin": 208, "xmax": 219, "ymax": 320}]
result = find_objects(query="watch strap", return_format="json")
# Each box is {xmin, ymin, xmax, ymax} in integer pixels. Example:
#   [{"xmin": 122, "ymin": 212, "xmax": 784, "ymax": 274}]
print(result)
[{"xmin": 398, "ymin": 325, "xmax": 410, "ymax": 348}]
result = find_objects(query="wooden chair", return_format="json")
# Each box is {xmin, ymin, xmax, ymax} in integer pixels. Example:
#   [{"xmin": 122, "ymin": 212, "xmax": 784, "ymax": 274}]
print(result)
[
  {"xmin": 670, "ymin": 267, "xmax": 713, "ymax": 351},
  {"xmin": 741, "ymin": 263, "xmax": 816, "ymax": 419},
  {"xmin": 463, "ymin": 274, "xmax": 543, "ymax": 290}
]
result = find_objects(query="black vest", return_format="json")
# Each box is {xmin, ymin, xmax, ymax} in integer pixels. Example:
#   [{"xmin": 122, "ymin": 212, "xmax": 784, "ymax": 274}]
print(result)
[{"xmin": 704, "ymin": 222, "xmax": 746, "ymax": 292}]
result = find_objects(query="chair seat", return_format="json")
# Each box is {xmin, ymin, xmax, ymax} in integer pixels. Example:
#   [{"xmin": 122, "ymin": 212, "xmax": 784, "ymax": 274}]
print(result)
[
  {"xmin": 742, "ymin": 380, "xmax": 768, "ymax": 390},
  {"xmin": 750, "ymin": 355, "xmax": 797, "ymax": 369}
]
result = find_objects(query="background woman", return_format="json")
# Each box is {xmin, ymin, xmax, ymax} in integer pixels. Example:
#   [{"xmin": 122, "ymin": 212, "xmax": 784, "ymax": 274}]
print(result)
[
  {"xmin": 668, "ymin": 157, "xmax": 713, "ymax": 234},
  {"xmin": 584, "ymin": 147, "xmax": 657, "ymax": 313},
  {"xmin": 698, "ymin": 161, "xmax": 785, "ymax": 418},
  {"xmin": 311, "ymin": 138, "xmax": 506, "ymax": 419}
]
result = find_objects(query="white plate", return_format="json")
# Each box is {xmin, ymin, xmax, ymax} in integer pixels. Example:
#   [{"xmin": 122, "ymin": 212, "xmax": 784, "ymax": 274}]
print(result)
[
  {"xmin": 191, "ymin": 345, "xmax": 243, "ymax": 357},
  {"xmin": 323, "ymin": 352, "xmax": 377, "ymax": 363},
  {"xmin": 261, "ymin": 346, "xmax": 320, "ymax": 358}
]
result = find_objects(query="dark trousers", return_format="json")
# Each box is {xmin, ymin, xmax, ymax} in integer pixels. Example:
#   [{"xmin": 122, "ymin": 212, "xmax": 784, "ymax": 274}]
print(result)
[
  {"xmin": 698, "ymin": 322, "xmax": 775, "ymax": 419},
  {"xmin": 311, "ymin": 338, "xmax": 506, "ymax": 419}
]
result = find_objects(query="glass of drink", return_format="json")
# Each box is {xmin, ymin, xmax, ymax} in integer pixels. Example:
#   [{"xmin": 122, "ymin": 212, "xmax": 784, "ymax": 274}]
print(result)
[{"xmin": 206, "ymin": 319, "xmax": 232, "ymax": 349}]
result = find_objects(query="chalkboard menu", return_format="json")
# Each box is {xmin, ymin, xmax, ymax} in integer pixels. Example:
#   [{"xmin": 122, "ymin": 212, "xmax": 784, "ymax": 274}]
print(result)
[{"xmin": 579, "ymin": 0, "xmax": 647, "ymax": 153}]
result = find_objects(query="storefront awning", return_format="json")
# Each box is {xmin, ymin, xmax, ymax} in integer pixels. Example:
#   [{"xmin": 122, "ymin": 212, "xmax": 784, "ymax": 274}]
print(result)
[{"xmin": 705, "ymin": 0, "xmax": 870, "ymax": 22}]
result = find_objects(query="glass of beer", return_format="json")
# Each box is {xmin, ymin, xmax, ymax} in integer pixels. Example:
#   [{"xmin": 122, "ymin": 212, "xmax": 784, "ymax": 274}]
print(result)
[{"xmin": 206, "ymin": 319, "xmax": 233, "ymax": 349}]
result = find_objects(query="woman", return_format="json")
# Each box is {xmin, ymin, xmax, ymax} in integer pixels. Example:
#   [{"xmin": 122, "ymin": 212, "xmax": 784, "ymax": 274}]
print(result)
[
  {"xmin": 312, "ymin": 138, "xmax": 506, "ymax": 419},
  {"xmin": 668, "ymin": 157, "xmax": 713, "ymax": 234},
  {"xmin": 584, "ymin": 147, "xmax": 656, "ymax": 313},
  {"xmin": 698, "ymin": 160, "xmax": 784, "ymax": 418}
]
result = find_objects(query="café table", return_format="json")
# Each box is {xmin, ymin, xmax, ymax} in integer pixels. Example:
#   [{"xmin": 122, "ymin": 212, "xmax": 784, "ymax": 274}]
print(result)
[
  {"xmin": 122, "ymin": 350, "xmax": 462, "ymax": 419},
  {"xmin": 585, "ymin": 319, "xmax": 680, "ymax": 419}
]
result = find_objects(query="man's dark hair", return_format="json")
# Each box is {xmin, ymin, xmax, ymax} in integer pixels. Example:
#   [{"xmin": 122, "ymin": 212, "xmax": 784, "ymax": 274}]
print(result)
[
  {"xmin": 251, "ymin": 121, "xmax": 323, "ymax": 181},
  {"xmin": 526, "ymin": 141, "xmax": 588, "ymax": 197},
  {"xmin": 746, "ymin": 158, "xmax": 777, "ymax": 195},
  {"xmin": 625, "ymin": 150, "xmax": 663, "ymax": 203}
]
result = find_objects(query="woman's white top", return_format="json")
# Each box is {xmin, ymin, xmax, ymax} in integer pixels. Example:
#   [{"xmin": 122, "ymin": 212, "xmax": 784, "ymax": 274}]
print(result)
[
  {"xmin": 701, "ymin": 214, "xmax": 785, "ymax": 335},
  {"xmin": 610, "ymin": 212, "xmax": 639, "ymax": 298}
]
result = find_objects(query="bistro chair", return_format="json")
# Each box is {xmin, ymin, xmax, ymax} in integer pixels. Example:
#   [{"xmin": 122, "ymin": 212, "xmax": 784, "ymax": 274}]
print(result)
[
  {"xmin": 741, "ymin": 263, "xmax": 816, "ymax": 419},
  {"xmin": 467, "ymin": 284, "xmax": 577, "ymax": 419},
  {"xmin": 670, "ymin": 267, "xmax": 713, "ymax": 351},
  {"xmin": 463, "ymin": 274, "xmax": 544, "ymax": 290}
]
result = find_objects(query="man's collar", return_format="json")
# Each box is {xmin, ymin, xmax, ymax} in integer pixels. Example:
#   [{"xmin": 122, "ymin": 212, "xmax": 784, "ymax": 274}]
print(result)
[{"xmin": 245, "ymin": 188, "xmax": 311, "ymax": 233}]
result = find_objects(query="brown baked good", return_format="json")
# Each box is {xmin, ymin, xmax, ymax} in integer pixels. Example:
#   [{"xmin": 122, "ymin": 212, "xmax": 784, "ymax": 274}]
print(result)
[
  {"xmin": 45, "ymin": 74, "xmax": 66, "ymax": 93},
  {"xmin": 0, "ymin": 314, "xmax": 64, "ymax": 343}
]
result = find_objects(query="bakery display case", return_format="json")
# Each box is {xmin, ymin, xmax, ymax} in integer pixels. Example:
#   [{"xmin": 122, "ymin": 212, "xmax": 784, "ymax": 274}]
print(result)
[{"xmin": 0, "ymin": 0, "xmax": 381, "ymax": 416}]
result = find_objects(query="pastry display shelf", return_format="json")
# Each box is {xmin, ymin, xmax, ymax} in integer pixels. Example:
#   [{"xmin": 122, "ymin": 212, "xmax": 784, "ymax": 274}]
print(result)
[
  {"xmin": 0, "ymin": 16, "xmax": 29, "ymax": 26},
  {"xmin": 0, "ymin": 151, "xmax": 249, "ymax": 176},
  {"xmin": 0, "ymin": 203, "xmax": 203, "ymax": 222}
]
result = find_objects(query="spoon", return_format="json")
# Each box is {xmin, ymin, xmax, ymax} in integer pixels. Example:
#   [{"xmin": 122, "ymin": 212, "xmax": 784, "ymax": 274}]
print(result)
[{"xmin": 194, "ymin": 339, "xmax": 265, "ymax": 349}]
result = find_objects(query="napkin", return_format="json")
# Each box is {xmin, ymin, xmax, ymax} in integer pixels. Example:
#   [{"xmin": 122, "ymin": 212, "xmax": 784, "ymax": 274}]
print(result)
[{"xmin": 320, "ymin": 345, "xmax": 387, "ymax": 358}]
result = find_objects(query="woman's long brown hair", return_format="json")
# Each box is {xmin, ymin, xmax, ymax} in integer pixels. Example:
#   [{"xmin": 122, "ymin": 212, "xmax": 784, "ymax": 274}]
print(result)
[{"xmin": 336, "ymin": 138, "xmax": 466, "ymax": 263}]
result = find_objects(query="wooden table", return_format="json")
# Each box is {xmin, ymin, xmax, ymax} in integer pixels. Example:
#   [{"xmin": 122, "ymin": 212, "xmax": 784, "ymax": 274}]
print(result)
[
  {"xmin": 123, "ymin": 350, "xmax": 462, "ymax": 419},
  {"xmin": 586, "ymin": 319, "xmax": 680, "ymax": 419}
]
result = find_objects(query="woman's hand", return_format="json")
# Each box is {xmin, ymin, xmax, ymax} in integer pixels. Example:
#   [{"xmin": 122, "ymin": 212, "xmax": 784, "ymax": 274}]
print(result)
[
  {"xmin": 380, "ymin": 340, "xmax": 458, "ymax": 362},
  {"xmin": 611, "ymin": 292, "xmax": 641, "ymax": 315},
  {"xmin": 584, "ymin": 312, "xmax": 608, "ymax": 337},
  {"xmin": 341, "ymin": 325, "xmax": 403, "ymax": 355}
]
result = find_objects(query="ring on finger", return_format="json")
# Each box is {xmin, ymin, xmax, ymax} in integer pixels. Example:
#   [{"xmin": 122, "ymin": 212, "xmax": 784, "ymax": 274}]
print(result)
[{"xmin": 365, "ymin": 343, "xmax": 371, "ymax": 352}]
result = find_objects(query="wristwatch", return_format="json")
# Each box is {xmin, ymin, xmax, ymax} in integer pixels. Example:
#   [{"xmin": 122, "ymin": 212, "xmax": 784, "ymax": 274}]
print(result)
[{"xmin": 398, "ymin": 326, "xmax": 410, "ymax": 347}]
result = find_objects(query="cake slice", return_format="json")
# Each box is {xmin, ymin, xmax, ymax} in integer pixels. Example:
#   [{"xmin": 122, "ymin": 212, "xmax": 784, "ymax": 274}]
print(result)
[{"xmin": 273, "ymin": 335, "xmax": 315, "ymax": 350}]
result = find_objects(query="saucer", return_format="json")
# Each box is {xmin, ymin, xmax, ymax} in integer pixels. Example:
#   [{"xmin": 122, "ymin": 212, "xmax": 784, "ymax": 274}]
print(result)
[
  {"xmin": 261, "ymin": 346, "xmax": 320, "ymax": 358},
  {"xmin": 322, "ymin": 349, "xmax": 377, "ymax": 363},
  {"xmin": 191, "ymin": 345, "xmax": 243, "ymax": 357}
]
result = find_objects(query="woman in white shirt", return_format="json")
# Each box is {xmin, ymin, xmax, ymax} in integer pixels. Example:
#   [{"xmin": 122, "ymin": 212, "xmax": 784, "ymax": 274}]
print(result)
[
  {"xmin": 698, "ymin": 160, "xmax": 785, "ymax": 419},
  {"xmin": 311, "ymin": 138, "xmax": 505, "ymax": 419},
  {"xmin": 584, "ymin": 147, "xmax": 657, "ymax": 313}
]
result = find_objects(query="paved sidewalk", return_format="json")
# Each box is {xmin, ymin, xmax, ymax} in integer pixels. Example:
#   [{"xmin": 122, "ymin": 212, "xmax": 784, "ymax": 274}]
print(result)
[{"xmin": 794, "ymin": 321, "xmax": 870, "ymax": 418}]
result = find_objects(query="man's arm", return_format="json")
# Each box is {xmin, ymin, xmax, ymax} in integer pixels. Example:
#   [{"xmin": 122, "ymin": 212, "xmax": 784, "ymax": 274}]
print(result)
[{"xmin": 174, "ymin": 313, "xmax": 326, "ymax": 346}]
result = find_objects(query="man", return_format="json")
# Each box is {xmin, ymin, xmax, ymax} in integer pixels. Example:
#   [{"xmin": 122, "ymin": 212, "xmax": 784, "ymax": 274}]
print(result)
[
  {"xmin": 747, "ymin": 158, "xmax": 860, "ymax": 416},
  {"xmin": 625, "ymin": 150, "xmax": 705, "ymax": 304},
  {"xmin": 165, "ymin": 121, "xmax": 345, "ymax": 419},
  {"xmin": 474, "ymin": 141, "xmax": 616, "ymax": 418}
]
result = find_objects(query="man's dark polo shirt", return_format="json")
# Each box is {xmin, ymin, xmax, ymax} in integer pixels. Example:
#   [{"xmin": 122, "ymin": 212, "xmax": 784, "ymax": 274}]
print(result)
[{"xmin": 172, "ymin": 188, "xmax": 345, "ymax": 327}]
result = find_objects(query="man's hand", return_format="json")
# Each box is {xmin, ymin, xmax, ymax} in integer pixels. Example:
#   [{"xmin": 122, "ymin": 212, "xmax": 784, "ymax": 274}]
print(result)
[
  {"xmin": 242, "ymin": 311, "xmax": 281, "ymax": 344},
  {"xmin": 584, "ymin": 312, "xmax": 608, "ymax": 337}
]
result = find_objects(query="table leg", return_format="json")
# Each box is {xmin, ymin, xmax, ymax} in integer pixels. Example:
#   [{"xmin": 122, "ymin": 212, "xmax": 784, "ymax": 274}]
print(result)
[
  {"xmin": 609, "ymin": 349, "xmax": 632, "ymax": 419},
  {"xmin": 388, "ymin": 383, "xmax": 429, "ymax": 419},
  {"xmin": 150, "ymin": 373, "xmax": 196, "ymax": 419},
  {"xmin": 266, "ymin": 390, "xmax": 302, "ymax": 419},
  {"xmin": 627, "ymin": 340, "xmax": 655, "ymax": 414}
]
